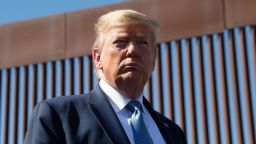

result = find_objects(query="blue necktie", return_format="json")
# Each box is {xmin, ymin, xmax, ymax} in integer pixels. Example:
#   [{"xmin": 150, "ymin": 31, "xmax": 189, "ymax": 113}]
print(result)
[{"xmin": 126, "ymin": 100, "xmax": 153, "ymax": 144}]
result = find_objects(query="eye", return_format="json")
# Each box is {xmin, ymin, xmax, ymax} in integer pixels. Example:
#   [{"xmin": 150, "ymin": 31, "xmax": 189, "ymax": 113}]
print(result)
[
  {"xmin": 138, "ymin": 40, "xmax": 149, "ymax": 48},
  {"xmin": 113, "ymin": 39, "xmax": 128, "ymax": 48}
]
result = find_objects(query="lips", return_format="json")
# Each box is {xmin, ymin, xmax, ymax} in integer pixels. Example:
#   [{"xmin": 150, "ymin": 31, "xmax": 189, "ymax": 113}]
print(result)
[
  {"xmin": 125, "ymin": 63, "xmax": 141, "ymax": 67},
  {"xmin": 122, "ymin": 63, "xmax": 143, "ymax": 71}
]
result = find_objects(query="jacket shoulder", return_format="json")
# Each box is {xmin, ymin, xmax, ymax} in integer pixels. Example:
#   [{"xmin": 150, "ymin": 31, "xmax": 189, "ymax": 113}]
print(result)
[
  {"xmin": 42, "ymin": 94, "xmax": 90, "ymax": 114},
  {"xmin": 46, "ymin": 94, "xmax": 89, "ymax": 106}
]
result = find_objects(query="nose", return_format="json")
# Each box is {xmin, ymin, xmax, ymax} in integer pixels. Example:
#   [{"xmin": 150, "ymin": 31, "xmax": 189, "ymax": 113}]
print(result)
[{"xmin": 126, "ymin": 42, "xmax": 138, "ymax": 57}]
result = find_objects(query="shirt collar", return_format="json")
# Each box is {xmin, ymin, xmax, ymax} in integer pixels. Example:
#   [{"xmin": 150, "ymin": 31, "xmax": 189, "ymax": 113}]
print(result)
[{"xmin": 99, "ymin": 79, "xmax": 143, "ymax": 113}]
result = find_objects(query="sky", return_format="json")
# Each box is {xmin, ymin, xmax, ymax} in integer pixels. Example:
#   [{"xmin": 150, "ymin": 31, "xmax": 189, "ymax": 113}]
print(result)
[{"xmin": 0, "ymin": 0, "xmax": 126, "ymax": 25}]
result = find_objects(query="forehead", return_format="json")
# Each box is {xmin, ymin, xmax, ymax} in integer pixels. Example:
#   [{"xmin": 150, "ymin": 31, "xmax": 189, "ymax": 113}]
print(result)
[{"xmin": 107, "ymin": 24, "xmax": 153, "ymax": 38}]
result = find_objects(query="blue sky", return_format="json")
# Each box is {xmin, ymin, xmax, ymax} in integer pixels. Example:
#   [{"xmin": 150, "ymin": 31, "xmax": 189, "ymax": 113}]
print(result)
[{"xmin": 0, "ymin": 0, "xmax": 126, "ymax": 25}]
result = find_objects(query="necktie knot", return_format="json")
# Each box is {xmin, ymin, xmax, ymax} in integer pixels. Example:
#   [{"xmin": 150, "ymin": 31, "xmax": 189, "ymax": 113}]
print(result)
[{"xmin": 126, "ymin": 100, "xmax": 143, "ymax": 113}]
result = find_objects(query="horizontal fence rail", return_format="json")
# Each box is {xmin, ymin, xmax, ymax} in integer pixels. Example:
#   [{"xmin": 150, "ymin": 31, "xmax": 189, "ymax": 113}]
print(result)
[{"xmin": 0, "ymin": 25, "xmax": 256, "ymax": 144}]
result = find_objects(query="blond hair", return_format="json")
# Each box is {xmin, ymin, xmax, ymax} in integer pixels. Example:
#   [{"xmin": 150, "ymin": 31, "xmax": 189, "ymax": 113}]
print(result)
[
  {"xmin": 93, "ymin": 9, "xmax": 159, "ymax": 50},
  {"xmin": 95, "ymin": 9, "xmax": 159, "ymax": 38}
]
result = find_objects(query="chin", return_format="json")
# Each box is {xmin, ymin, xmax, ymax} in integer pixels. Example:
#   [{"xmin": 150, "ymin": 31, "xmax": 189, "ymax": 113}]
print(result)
[
  {"xmin": 123, "ymin": 71, "xmax": 139, "ymax": 78},
  {"xmin": 121, "ymin": 72, "xmax": 146, "ymax": 83}
]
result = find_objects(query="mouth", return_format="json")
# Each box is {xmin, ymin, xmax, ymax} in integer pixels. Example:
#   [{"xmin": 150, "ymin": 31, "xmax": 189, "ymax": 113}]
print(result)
[
  {"xmin": 122, "ymin": 63, "xmax": 143, "ymax": 71},
  {"xmin": 125, "ymin": 63, "xmax": 140, "ymax": 67}
]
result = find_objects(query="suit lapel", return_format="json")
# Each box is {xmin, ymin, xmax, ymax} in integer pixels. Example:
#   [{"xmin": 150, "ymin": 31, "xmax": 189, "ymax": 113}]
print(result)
[
  {"xmin": 88, "ymin": 85, "xmax": 130, "ymax": 144},
  {"xmin": 143, "ymin": 97, "xmax": 176, "ymax": 144}
]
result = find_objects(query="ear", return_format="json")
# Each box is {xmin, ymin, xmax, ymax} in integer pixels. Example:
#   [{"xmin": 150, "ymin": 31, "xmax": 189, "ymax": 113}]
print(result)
[
  {"xmin": 151, "ymin": 58, "xmax": 156, "ymax": 72},
  {"xmin": 152, "ymin": 46, "xmax": 157, "ymax": 70},
  {"xmin": 93, "ymin": 49, "xmax": 103, "ymax": 69}
]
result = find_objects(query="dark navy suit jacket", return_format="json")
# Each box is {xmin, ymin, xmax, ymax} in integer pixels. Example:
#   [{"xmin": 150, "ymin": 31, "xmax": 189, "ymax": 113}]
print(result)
[{"xmin": 24, "ymin": 84, "xmax": 186, "ymax": 144}]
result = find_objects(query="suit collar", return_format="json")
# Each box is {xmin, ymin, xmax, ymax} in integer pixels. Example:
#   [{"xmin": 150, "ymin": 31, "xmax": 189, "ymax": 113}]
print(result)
[{"xmin": 88, "ymin": 84, "xmax": 131, "ymax": 144}]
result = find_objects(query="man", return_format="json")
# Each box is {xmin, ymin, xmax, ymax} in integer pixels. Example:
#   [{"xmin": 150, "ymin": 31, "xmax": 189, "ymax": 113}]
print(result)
[{"xmin": 24, "ymin": 9, "xmax": 186, "ymax": 144}]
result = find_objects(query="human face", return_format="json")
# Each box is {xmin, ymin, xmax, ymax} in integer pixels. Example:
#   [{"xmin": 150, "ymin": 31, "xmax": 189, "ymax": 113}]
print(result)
[{"xmin": 94, "ymin": 24, "xmax": 156, "ymax": 91}]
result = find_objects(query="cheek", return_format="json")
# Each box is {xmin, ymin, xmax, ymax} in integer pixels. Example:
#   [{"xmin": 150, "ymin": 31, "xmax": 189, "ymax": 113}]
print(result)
[
  {"xmin": 146, "ymin": 54, "xmax": 156, "ymax": 71},
  {"xmin": 143, "ymin": 49, "xmax": 155, "ymax": 62},
  {"xmin": 101, "ymin": 50, "xmax": 123, "ymax": 69}
]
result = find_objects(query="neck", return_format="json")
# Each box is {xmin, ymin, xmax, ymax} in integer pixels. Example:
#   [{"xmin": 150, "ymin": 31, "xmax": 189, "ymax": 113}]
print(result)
[{"xmin": 116, "ymin": 80, "xmax": 144, "ymax": 99}]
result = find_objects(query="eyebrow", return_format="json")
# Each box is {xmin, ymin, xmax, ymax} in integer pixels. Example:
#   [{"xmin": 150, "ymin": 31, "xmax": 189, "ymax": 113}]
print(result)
[{"xmin": 115, "ymin": 33, "xmax": 148, "ymax": 38}]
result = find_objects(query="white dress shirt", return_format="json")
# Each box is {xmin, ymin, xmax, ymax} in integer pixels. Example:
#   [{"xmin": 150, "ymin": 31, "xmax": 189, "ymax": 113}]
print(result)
[{"xmin": 99, "ymin": 79, "xmax": 165, "ymax": 144}]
